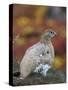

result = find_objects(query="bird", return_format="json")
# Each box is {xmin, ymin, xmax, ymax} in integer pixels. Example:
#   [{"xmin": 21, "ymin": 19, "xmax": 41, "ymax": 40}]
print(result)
[{"xmin": 20, "ymin": 29, "xmax": 56, "ymax": 80}]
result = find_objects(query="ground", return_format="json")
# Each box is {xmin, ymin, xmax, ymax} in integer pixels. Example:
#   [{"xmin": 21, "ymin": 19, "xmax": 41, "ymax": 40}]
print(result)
[{"xmin": 13, "ymin": 68, "xmax": 66, "ymax": 86}]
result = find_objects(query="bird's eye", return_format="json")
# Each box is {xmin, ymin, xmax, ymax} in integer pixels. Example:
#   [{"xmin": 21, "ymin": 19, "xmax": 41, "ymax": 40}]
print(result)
[
  {"xmin": 51, "ymin": 32, "xmax": 53, "ymax": 33},
  {"xmin": 47, "ymin": 50, "xmax": 49, "ymax": 54}
]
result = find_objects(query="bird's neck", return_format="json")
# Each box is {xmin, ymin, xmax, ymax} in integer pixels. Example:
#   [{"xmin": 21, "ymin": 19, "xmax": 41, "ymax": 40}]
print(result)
[{"xmin": 40, "ymin": 38, "xmax": 51, "ymax": 44}]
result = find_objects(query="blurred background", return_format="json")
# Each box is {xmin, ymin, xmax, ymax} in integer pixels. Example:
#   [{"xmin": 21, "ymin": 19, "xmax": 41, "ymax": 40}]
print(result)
[{"xmin": 13, "ymin": 4, "xmax": 66, "ymax": 72}]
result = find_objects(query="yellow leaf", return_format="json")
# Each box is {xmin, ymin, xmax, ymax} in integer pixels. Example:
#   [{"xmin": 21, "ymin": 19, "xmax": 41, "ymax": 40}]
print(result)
[
  {"xmin": 15, "ymin": 38, "xmax": 26, "ymax": 46},
  {"xmin": 16, "ymin": 17, "xmax": 30, "ymax": 26},
  {"xmin": 52, "ymin": 56, "xmax": 65, "ymax": 69},
  {"xmin": 23, "ymin": 27, "xmax": 33, "ymax": 35}
]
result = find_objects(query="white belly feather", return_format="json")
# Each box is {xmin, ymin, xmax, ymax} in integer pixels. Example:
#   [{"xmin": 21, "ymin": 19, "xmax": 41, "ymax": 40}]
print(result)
[{"xmin": 20, "ymin": 42, "xmax": 54, "ymax": 79}]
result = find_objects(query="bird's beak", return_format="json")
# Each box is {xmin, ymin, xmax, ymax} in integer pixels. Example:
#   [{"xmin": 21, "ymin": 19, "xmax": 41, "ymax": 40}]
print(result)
[
  {"xmin": 52, "ymin": 32, "xmax": 57, "ymax": 38},
  {"xmin": 53, "ymin": 32, "xmax": 57, "ymax": 37},
  {"xmin": 54, "ymin": 32, "xmax": 57, "ymax": 36}
]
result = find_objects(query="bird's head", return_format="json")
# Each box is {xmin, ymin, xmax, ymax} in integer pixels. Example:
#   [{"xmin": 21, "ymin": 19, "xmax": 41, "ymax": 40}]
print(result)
[{"xmin": 41, "ymin": 29, "xmax": 56, "ymax": 41}]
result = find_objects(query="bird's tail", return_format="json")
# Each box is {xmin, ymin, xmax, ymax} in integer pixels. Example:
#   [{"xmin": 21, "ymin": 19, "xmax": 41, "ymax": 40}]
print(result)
[{"xmin": 13, "ymin": 72, "xmax": 20, "ymax": 77}]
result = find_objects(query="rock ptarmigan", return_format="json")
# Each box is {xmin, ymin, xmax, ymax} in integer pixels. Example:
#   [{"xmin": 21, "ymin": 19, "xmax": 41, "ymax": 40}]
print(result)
[{"xmin": 20, "ymin": 29, "xmax": 56, "ymax": 79}]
